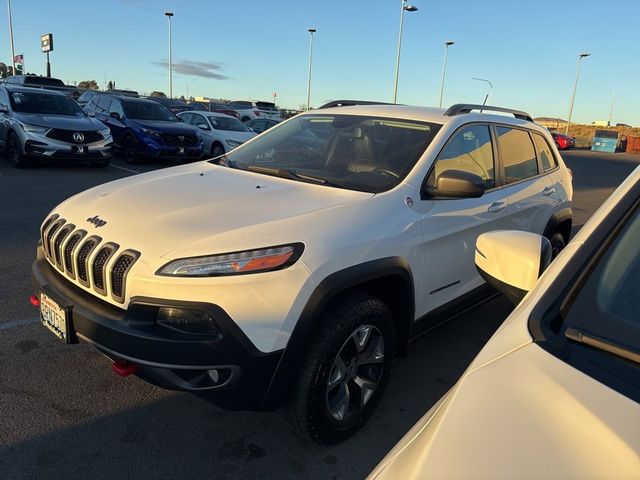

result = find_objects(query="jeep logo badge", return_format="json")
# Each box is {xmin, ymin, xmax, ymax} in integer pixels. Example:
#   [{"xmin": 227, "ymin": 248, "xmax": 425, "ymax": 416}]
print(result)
[
  {"xmin": 73, "ymin": 132, "xmax": 85, "ymax": 143},
  {"xmin": 86, "ymin": 215, "xmax": 107, "ymax": 228}
]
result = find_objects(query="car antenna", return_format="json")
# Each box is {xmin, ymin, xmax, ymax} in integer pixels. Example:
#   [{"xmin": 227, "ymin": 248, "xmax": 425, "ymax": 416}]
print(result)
[{"xmin": 480, "ymin": 94, "xmax": 488, "ymax": 113}]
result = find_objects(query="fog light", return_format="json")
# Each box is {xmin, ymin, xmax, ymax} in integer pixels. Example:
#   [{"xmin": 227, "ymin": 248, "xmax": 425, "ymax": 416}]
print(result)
[{"xmin": 156, "ymin": 307, "xmax": 221, "ymax": 336}]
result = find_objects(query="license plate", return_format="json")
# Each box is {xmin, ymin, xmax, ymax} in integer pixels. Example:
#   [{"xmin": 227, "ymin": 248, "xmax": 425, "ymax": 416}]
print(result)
[
  {"xmin": 72, "ymin": 146, "xmax": 87, "ymax": 154},
  {"xmin": 179, "ymin": 146, "xmax": 185, "ymax": 154},
  {"xmin": 40, "ymin": 291, "xmax": 72, "ymax": 343}
]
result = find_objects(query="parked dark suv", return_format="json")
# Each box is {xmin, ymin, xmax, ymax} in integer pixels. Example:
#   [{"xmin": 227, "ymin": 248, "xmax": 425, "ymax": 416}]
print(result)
[
  {"xmin": 3, "ymin": 75, "xmax": 80, "ymax": 100},
  {"xmin": 85, "ymin": 94, "xmax": 203, "ymax": 163},
  {"xmin": 147, "ymin": 96, "xmax": 193, "ymax": 114}
]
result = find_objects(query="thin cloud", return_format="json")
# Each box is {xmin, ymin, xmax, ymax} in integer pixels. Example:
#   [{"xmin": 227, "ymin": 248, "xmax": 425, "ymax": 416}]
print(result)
[{"xmin": 153, "ymin": 59, "xmax": 230, "ymax": 80}]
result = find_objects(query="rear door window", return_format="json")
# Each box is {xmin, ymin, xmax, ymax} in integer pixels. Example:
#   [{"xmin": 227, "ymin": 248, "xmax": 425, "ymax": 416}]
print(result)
[
  {"xmin": 533, "ymin": 133, "xmax": 557, "ymax": 172},
  {"xmin": 496, "ymin": 126, "xmax": 539, "ymax": 183}
]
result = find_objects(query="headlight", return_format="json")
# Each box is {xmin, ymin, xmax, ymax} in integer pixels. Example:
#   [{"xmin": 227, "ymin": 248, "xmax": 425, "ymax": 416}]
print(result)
[
  {"xmin": 140, "ymin": 128, "xmax": 162, "ymax": 137},
  {"xmin": 21, "ymin": 123, "xmax": 49, "ymax": 134},
  {"xmin": 225, "ymin": 139, "xmax": 242, "ymax": 147},
  {"xmin": 99, "ymin": 128, "xmax": 111, "ymax": 138},
  {"xmin": 157, "ymin": 243, "xmax": 304, "ymax": 277}
]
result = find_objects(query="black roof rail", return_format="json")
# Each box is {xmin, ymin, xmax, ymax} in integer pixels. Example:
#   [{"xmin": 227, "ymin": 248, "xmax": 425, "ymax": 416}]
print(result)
[
  {"xmin": 318, "ymin": 100, "xmax": 395, "ymax": 109},
  {"xmin": 444, "ymin": 103, "xmax": 533, "ymax": 122}
]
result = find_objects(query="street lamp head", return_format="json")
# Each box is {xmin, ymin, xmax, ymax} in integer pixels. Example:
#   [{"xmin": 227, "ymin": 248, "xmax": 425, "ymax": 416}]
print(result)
[
  {"xmin": 164, "ymin": 11, "xmax": 173, "ymax": 17},
  {"xmin": 308, "ymin": 28, "xmax": 316, "ymax": 33},
  {"xmin": 404, "ymin": 5, "xmax": 418, "ymax": 11},
  {"xmin": 445, "ymin": 41, "xmax": 455, "ymax": 47},
  {"xmin": 579, "ymin": 52, "xmax": 590, "ymax": 58}
]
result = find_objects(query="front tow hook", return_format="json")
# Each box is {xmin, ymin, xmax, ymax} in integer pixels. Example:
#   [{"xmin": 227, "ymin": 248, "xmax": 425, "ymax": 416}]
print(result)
[{"xmin": 112, "ymin": 359, "xmax": 139, "ymax": 377}]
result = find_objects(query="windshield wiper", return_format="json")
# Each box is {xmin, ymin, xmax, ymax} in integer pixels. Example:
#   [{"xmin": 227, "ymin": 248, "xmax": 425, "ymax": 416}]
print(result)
[
  {"xmin": 208, "ymin": 154, "xmax": 240, "ymax": 169},
  {"xmin": 247, "ymin": 165, "xmax": 333, "ymax": 185},
  {"xmin": 565, "ymin": 328, "xmax": 640, "ymax": 365}
]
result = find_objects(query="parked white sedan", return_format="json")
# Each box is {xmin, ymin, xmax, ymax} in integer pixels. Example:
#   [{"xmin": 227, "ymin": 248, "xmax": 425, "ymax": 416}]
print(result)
[
  {"xmin": 177, "ymin": 111, "xmax": 256, "ymax": 157},
  {"xmin": 369, "ymin": 164, "xmax": 640, "ymax": 479}
]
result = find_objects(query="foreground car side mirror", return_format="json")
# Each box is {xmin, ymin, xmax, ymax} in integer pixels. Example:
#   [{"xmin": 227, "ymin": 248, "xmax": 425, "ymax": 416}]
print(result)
[
  {"xmin": 475, "ymin": 231, "xmax": 552, "ymax": 305},
  {"xmin": 109, "ymin": 112, "xmax": 121, "ymax": 120},
  {"xmin": 424, "ymin": 170, "xmax": 485, "ymax": 199}
]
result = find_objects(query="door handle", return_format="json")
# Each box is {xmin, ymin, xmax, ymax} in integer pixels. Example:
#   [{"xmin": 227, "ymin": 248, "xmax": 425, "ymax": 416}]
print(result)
[
  {"xmin": 487, "ymin": 201, "xmax": 507, "ymax": 213},
  {"xmin": 543, "ymin": 187, "xmax": 556, "ymax": 196}
]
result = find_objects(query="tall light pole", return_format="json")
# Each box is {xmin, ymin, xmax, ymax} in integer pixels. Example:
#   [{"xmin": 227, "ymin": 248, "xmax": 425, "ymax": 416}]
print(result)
[
  {"xmin": 566, "ymin": 52, "xmax": 590, "ymax": 134},
  {"xmin": 392, "ymin": 0, "xmax": 418, "ymax": 104},
  {"xmin": 306, "ymin": 28, "xmax": 316, "ymax": 111},
  {"xmin": 438, "ymin": 40, "xmax": 455, "ymax": 108},
  {"xmin": 608, "ymin": 90, "xmax": 616, "ymax": 127},
  {"xmin": 7, "ymin": 0, "xmax": 16, "ymax": 73},
  {"xmin": 164, "ymin": 11, "xmax": 174, "ymax": 98},
  {"xmin": 472, "ymin": 77, "xmax": 493, "ymax": 105}
]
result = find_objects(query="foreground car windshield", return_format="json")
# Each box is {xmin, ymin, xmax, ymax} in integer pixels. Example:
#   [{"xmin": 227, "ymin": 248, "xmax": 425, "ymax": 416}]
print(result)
[
  {"xmin": 221, "ymin": 114, "xmax": 441, "ymax": 193},
  {"xmin": 209, "ymin": 116, "xmax": 251, "ymax": 132},
  {"xmin": 9, "ymin": 91, "xmax": 84, "ymax": 115},
  {"xmin": 122, "ymin": 101, "xmax": 176, "ymax": 121}
]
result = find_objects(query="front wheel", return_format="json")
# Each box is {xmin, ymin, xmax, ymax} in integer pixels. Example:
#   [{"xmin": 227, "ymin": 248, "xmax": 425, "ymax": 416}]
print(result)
[
  {"xmin": 122, "ymin": 136, "xmax": 139, "ymax": 164},
  {"xmin": 287, "ymin": 293, "xmax": 396, "ymax": 444},
  {"xmin": 210, "ymin": 143, "xmax": 225, "ymax": 158},
  {"xmin": 7, "ymin": 132, "xmax": 31, "ymax": 168}
]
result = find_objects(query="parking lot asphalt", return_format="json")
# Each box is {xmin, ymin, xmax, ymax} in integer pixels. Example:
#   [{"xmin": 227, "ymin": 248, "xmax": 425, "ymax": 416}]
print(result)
[{"xmin": 1, "ymin": 150, "xmax": 639, "ymax": 480}]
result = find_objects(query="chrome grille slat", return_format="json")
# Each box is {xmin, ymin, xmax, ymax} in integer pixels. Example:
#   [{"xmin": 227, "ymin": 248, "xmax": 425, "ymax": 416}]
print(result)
[{"xmin": 40, "ymin": 215, "xmax": 139, "ymax": 303}]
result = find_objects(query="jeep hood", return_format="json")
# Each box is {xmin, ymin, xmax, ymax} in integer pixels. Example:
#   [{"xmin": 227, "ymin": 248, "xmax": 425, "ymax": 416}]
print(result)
[{"xmin": 53, "ymin": 162, "xmax": 371, "ymax": 260}]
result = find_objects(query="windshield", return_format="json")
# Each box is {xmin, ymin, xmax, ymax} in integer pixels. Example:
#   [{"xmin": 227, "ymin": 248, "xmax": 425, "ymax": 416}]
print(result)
[
  {"xmin": 9, "ymin": 91, "xmax": 85, "ymax": 115},
  {"xmin": 123, "ymin": 101, "xmax": 176, "ymax": 121},
  {"xmin": 219, "ymin": 114, "xmax": 441, "ymax": 193},
  {"xmin": 209, "ymin": 116, "xmax": 251, "ymax": 132}
]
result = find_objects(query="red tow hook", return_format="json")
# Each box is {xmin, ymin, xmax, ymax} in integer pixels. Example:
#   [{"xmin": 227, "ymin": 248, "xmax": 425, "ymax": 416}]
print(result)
[
  {"xmin": 112, "ymin": 359, "xmax": 139, "ymax": 377},
  {"xmin": 30, "ymin": 295, "xmax": 40, "ymax": 308}
]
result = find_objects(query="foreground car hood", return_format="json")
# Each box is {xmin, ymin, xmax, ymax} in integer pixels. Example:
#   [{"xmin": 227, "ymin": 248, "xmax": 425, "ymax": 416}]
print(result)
[
  {"xmin": 15, "ymin": 113, "xmax": 104, "ymax": 131},
  {"xmin": 53, "ymin": 162, "xmax": 370, "ymax": 261},
  {"xmin": 369, "ymin": 343, "xmax": 640, "ymax": 479}
]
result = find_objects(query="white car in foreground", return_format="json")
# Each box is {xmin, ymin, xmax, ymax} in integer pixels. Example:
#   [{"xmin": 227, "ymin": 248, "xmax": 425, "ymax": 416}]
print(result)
[
  {"xmin": 177, "ymin": 111, "xmax": 256, "ymax": 157},
  {"xmin": 369, "ymin": 165, "xmax": 640, "ymax": 478},
  {"xmin": 33, "ymin": 102, "xmax": 572, "ymax": 444}
]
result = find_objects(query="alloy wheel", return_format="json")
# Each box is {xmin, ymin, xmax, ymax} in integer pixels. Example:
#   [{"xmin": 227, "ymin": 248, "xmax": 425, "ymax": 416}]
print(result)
[{"xmin": 325, "ymin": 324, "xmax": 385, "ymax": 421}]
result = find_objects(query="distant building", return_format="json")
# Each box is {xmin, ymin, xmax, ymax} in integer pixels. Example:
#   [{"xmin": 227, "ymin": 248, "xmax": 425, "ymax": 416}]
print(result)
[
  {"xmin": 534, "ymin": 117, "xmax": 568, "ymax": 130},
  {"xmin": 592, "ymin": 120, "xmax": 610, "ymax": 127}
]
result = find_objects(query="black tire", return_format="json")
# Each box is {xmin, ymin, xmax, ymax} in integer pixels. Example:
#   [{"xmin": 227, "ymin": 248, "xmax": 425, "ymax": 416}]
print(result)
[
  {"xmin": 122, "ymin": 135, "xmax": 139, "ymax": 164},
  {"xmin": 287, "ymin": 292, "xmax": 396, "ymax": 445},
  {"xmin": 90, "ymin": 159, "xmax": 111, "ymax": 168},
  {"xmin": 241, "ymin": 116, "xmax": 250, "ymax": 123},
  {"xmin": 7, "ymin": 132, "xmax": 31, "ymax": 168},
  {"xmin": 210, "ymin": 142, "xmax": 225, "ymax": 158},
  {"xmin": 547, "ymin": 231, "xmax": 566, "ymax": 259}
]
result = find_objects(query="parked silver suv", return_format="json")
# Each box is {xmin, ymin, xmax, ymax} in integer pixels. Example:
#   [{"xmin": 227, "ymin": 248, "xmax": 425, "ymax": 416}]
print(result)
[{"xmin": 0, "ymin": 86, "xmax": 113, "ymax": 168}]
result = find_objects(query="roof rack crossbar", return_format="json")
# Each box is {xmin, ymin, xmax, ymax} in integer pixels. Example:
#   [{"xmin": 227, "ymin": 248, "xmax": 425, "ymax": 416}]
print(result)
[
  {"xmin": 318, "ymin": 100, "xmax": 395, "ymax": 109},
  {"xmin": 444, "ymin": 103, "xmax": 533, "ymax": 122}
]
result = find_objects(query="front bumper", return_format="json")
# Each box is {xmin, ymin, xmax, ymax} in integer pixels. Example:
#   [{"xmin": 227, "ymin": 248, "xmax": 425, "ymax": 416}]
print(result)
[
  {"xmin": 137, "ymin": 136, "xmax": 203, "ymax": 160},
  {"xmin": 20, "ymin": 129, "xmax": 113, "ymax": 161},
  {"xmin": 32, "ymin": 254, "xmax": 282, "ymax": 410}
]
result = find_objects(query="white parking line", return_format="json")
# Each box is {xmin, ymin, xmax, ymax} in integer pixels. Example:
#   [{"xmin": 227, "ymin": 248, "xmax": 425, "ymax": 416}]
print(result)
[
  {"xmin": 0, "ymin": 317, "xmax": 40, "ymax": 330},
  {"xmin": 109, "ymin": 163, "xmax": 140, "ymax": 174}
]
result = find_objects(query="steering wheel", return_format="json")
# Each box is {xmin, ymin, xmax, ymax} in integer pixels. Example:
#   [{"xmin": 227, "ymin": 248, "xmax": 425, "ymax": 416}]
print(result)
[{"xmin": 375, "ymin": 169, "xmax": 400, "ymax": 179}]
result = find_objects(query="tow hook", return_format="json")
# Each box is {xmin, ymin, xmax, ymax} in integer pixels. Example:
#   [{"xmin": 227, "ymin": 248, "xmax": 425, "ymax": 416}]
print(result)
[{"xmin": 112, "ymin": 359, "xmax": 139, "ymax": 377}]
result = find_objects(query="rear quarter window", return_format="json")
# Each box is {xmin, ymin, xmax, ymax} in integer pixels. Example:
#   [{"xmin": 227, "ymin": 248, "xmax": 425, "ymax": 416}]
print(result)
[{"xmin": 496, "ymin": 126, "xmax": 539, "ymax": 183}]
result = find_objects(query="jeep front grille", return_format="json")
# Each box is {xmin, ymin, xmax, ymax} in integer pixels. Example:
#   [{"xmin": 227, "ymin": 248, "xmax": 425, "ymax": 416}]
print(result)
[{"xmin": 40, "ymin": 215, "xmax": 140, "ymax": 303}]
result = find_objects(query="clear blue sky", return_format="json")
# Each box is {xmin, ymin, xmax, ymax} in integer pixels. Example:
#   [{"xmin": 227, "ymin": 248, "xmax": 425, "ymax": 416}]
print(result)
[{"xmin": 2, "ymin": 0, "xmax": 638, "ymax": 125}]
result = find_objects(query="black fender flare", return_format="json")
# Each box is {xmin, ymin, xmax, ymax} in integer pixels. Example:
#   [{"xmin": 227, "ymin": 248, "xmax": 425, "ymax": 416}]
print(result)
[
  {"xmin": 543, "ymin": 207, "xmax": 573, "ymax": 241},
  {"xmin": 259, "ymin": 257, "xmax": 414, "ymax": 410}
]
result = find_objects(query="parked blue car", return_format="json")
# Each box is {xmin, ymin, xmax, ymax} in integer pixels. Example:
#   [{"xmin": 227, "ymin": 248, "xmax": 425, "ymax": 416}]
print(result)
[{"xmin": 84, "ymin": 94, "xmax": 203, "ymax": 163}]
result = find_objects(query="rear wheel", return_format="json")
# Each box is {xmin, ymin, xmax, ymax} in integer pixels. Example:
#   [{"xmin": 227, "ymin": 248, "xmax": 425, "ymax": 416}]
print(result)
[
  {"xmin": 122, "ymin": 135, "xmax": 139, "ymax": 164},
  {"xmin": 547, "ymin": 231, "xmax": 566, "ymax": 259},
  {"xmin": 287, "ymin": 293, "xmax": 396, "ymax": 444},
  {"xmin": 7, "ymin": 132, "xmax": 31, "ymax": 168}
]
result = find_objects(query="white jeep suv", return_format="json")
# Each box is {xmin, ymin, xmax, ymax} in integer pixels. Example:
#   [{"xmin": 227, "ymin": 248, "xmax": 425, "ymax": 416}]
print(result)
[{"xmin": 32, "ymin": 102, "xmax": 573, "ymax": 444}]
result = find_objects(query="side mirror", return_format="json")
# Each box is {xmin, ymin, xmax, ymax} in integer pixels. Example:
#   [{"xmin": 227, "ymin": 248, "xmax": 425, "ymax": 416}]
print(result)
[
  {"xmin": 475, "ymin": 231, "xmax": 552, "ymax": 305},
  {"xmin": 196, "ymin": 123, "xmax": 210, "ymax": 131},
  {"xmin": 425, "ymin": 170, "xmax": 485, "ymax": 198},
  {"xmin": 109, "ymin": 112, "xmax": 121, "ymax": 120}
]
